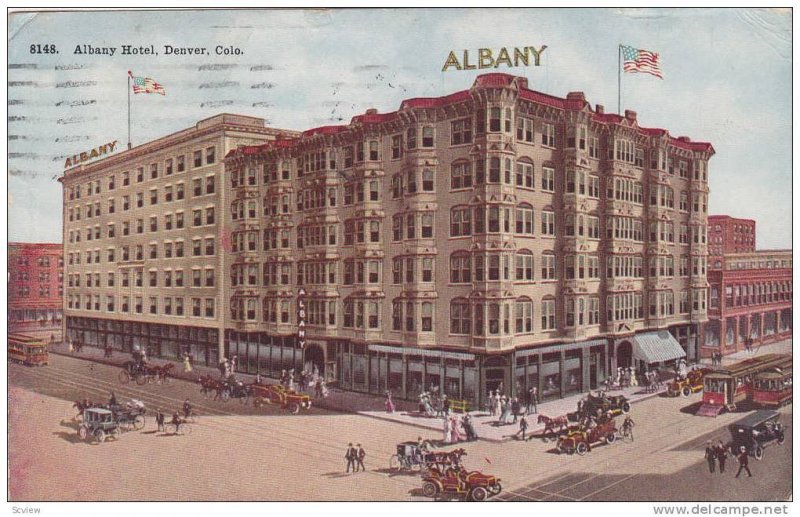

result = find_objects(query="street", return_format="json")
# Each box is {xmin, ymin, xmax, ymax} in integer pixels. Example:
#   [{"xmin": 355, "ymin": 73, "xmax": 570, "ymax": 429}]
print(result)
[{"xmin": 9, "ymin": 354, "xmax": 792, "ymax": 501}]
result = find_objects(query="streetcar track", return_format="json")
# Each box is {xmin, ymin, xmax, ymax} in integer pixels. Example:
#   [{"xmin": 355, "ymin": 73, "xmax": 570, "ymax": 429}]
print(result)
[
  {"xmin": 9, "ymin": 362, "xmax": 421, "ymax": 488},
  {"xmin": 577, "ymin": 473, "xmax": 637, "ymax": 501}
]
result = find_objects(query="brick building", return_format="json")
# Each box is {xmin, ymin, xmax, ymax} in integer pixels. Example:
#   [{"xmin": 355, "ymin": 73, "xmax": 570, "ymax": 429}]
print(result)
[
  {"xmin": 61, "ymin": 74, "xmax": 714, "ymax": 405},
  {"xmin": 705, "ymin": 249, "xmax": 792, "ymax": 358},
  {"xmin": 708, "ymin": 215, "xmax": 755, "ymax": 269},
  {"xmin": 8, "ymin": 242, "xmax": 64, "ymax": 341}
]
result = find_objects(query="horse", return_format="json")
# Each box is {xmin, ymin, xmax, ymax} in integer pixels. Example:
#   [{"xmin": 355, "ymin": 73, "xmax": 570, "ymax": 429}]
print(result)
[
  {"xmin": 197, "ymin": 374, "xmax": 218, "ymax": 397},
  {"xmin": 538, "ymin": 413, "xmax": 569, "ymax": 441},
  {"xmin": 152, "ymin": 362, "xmax": 175, "ymax": 383}
]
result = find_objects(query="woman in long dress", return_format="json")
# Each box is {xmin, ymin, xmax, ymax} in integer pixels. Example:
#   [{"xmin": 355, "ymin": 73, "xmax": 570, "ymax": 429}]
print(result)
[
  {"xmin": 442, "ymin": 415, "xmax": 452, "ymax": 443},
  {"xmin": 183, "ymin": 354, "xmax": 193, "ymax": 373},
  {"xmin": 499, "ymin": 397, "xmax": 514, "ymax": 424},
  {"xmin": 385, "ymin": 391, "xmax": 395, "ymax": 413},
  {"xmin": 449, "ymin": 416, "xmax": 463, "ymax": 442}
]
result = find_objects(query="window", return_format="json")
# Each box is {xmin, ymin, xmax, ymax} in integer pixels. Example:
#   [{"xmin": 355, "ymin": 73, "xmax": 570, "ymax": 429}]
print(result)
[
  {"xmin": 515, "ymin": 204, "xmax": 534, "ymax": 235},
  {"xmin": 206, "ymin": 175, "xmax": 215, "ymax": 194},
  {"xmin": 515, "ymin": 298, "xmax": 533, "ymax": 333},
  {"xmin": 422, "ymin": 126, "xmax": 434, "ymax": 147},
  {"xmin": 516, "ymin": 117, "xmax": 534, "ymax": 143},
  {"xmin": 541, "ymin": 253, "xmax": 556, "ymax": 280},
  {"xmin": 391, "ymin": 135, "xmax": 403, "ymax": 159},
  {"xmin": 450, "ymin": 253, "xmax": 471, "ymax": 283},
  {"xmin": 541, "ymin": 123, "xmax": 555, "ymax": 147},
  {"xmin": 206, "ymin": 147, "xmax": 215, "ymax": 165},
  {"xmin": 489, "ymin": 108, "xmax": 502, "ymax": 132},
  {"xmin": 405, "ymin": 302, "xmax": 415, "ymax": 331},
  {"xmin": 516, "ymin": 160, "xmax": 534, "ymax": 188},
  {"xmin": 451, "ymin": 161, "xmax": 472, "ymax": 190},
  {"xmin": 368, "ymin": 140, "xmax": 379, "ymax": 161},
  {"xmin": 406, "ymin": 214, "xmax": 415, "ymax": 239},
  {"xmin": 451, "ymin": 118, "xmax": 472, "ymax": 145},
  {"xmin": 541, "ymin": 298, "xmax": 556, "ymax": 330},
  {"xmin": 422, "ymin": 169, "xmax": 434, "ymax": 192},
  {"xmin": 136, "ymin": 167, "xmax": 144, "ymax": 182},
  {"xmin": 541, "ymin": 210, "xmax": 555, "ymax": 236},
  {"xmin": 421, "ymin": 213, "xmax": 434, "ymax": 238},
  {"xmin": 421, "ymin": 302, "xmax": 433, "ymax": 332},
  {"xmin": 516, "ymin": 250, "xmax": 534, "ymax": 281},
  {"xmin": 450, "ymin": 299, "xmax": 471, "ymax": 335},
  {"xmin": 541, "ymin": 166, "xmax": 555, "ymax": 192}
]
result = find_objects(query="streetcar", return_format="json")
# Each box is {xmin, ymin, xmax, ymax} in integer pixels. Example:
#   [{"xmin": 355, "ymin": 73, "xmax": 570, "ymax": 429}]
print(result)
[
  {"xmin": 697, "ymin": 353, "xmax": 790, "ymax": 416},
  {"xmin": 752, "ymin": 356, "xmax": 792, "ymax": 409},
  {"xmin": 8, "ymin": 333, "xmax": 49, "ymax": 366}
]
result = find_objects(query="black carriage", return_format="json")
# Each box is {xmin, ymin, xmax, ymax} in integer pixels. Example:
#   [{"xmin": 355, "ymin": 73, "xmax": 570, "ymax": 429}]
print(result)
[
  {"xmin": 568, "ymin": 392, "xmax": 631, "ymax": 422},
  {"xmin": 112, "ymin": 401, "xmax": 146, "ymax": 432},
  {"xmin": 219, "ymin": 378, "xmax": 252, "ymax": 403},
  {"xmin": 118, "ymin": 360, "xmax": 152, "ymax": 385}
]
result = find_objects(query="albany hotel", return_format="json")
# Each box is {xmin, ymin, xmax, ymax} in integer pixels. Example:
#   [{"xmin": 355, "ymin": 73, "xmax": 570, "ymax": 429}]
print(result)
[{"xmin": 62, "ymin": 73, "xmax": 713, "ymax": 405}]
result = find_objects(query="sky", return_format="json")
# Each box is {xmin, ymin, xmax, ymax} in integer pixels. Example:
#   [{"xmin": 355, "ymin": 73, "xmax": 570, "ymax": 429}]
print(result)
[{"xmin": 7, "ymin": 8, "xmax": 793, "ymax": 249}]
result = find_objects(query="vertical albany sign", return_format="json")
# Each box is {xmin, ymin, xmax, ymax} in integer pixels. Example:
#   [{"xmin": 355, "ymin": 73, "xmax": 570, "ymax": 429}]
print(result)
[
  {"xmin": 442, "ymin": 46, "xmax": 547, "ymax": 72},
  {"xmin": 297, "ymin": 288, "xmax": 307, "ymax": 349}
]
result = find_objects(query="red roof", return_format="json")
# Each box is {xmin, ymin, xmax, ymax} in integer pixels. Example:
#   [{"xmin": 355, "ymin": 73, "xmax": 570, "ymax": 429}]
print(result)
[{"xmin": 302, "ymin": 125, "xmax": 350, "ymax": 137}]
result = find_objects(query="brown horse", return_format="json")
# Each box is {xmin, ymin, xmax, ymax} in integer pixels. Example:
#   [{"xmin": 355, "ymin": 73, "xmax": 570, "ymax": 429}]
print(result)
[{"xmin": 538, "ymin": 413, "xmax": 569, "ymax": 441}]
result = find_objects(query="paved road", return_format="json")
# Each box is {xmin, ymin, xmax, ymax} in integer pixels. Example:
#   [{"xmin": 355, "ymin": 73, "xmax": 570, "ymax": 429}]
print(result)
[{"xmin": 9, "ymin": 354, "xmax": 792, "ymax": 502}]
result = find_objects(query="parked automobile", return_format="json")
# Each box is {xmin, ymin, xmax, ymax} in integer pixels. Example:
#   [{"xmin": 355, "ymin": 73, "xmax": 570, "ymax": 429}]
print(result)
[
  {"xmin": 727, "ymin": 410, "xmax": 786, "ymax": 460},
  {"xmin": 667, "ymin": 368, "xmax": 713, "ymax": 397}
]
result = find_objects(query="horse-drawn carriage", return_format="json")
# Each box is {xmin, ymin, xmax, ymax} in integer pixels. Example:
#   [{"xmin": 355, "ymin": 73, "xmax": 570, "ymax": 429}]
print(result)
[
  {"xmin": 251, "ymin": 383, "xmax": 312, "ymax": 413},
  {"xmin": 113, "ymin": 400, "xmax": 146, "ymax": 431},
  {"xmin": 118, "ymin": 360, "xmax": 174, "ymax": 385},
  {"xmin": 556, "ymin": 418, "xmax": 618, "ymax": 455},
  {"xmin": 389, "ymin": 442, "xmax": 466, "ymax": 472},
  {"xmin": 421, "ymin": 464, "xmax": 502, "ymax": 502}
]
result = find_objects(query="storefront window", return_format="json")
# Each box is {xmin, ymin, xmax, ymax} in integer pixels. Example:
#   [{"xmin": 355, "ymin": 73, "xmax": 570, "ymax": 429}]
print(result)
[
  {"xmin": 370, "ymin": 356, "xmax": 381, "ymax": 392},
  {"xmin": 541, "ymin": 355, "xmax": 560, "ymax": 399},
  {"xmin": 726, "ymin": 317, "xmax": 737, "ymax": 345},
  {"xmin": 445, "ymin": 359, "xmax": 461, "ymax": 398},
  {"xmin": 463, "ymin": 363, "xmax": 477, "ymax": 403},
  {"xmin": 764, "ymin": 313, "xmax": 776, "ymax": 336},
  {"xmin": 426, "ymin": 358, "xmax": 441, "ymax": 394},
  {"xmin": 750, "ymin": 315, "xmax": 761, "ymax": 338},
  {"xmin": 353, "ymin": 354, "xmax": 367, "ymax": 390},
  {"xmin": 407, "ymin": 357, "xmax": 423, "ymax": 398},
  {"xmin": 388, "ymin": 355, "xmax": 403, "ymax": 394}
]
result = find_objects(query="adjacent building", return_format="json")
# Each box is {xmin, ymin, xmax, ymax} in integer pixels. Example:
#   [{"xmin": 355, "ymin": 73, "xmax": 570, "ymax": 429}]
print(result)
[
  {"xmin": 708, "ymin": 215, "xmax": 755, "ymax": 269},
  {"xmin": 61, "ymin": 74, "xmax": 714, "ymax": 405},
  {"xmin": 60, "ymin": 114, "xmax": 297, "ymax": 366},
  {"xmin": 8, "ymin": 242, "xmax": 64, "ymax": 341},
  {"xmin": 705, "ymin": 249, "xmax": 792, "ymax": 358}
]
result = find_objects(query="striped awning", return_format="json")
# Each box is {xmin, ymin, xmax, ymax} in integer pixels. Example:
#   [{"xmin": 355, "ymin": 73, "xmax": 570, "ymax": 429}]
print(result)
[
  {"xmin": 632, "ymin": 331, "xmax": 686, "ymax": 364},
  {"xmin": 368, "ymin": 344, "xmax": 474, "ymax": 361}
]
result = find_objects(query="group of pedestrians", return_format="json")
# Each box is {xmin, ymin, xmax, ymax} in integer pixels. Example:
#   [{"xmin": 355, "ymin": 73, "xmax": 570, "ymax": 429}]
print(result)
[
  {"xmin": 67, "ymin": 339, "xmax": 84, "ymax": 354},
  {"xmin": 442, "ymin": 413, "xmax": 479, "ymax": 443},
  {"xmin": 345, "ymin": 443, "xmax": 366, "ymax": 473},
  {"xmin": 488, "ymin": 387, "xmax": 538, "ymax": 426},
  {"xmin": 704, "ymin": 441, "xmax": 752, "ymax": 478},
  {"xmin": 153, "ymin": 399, "xmax": 194, "ymax": 435}
]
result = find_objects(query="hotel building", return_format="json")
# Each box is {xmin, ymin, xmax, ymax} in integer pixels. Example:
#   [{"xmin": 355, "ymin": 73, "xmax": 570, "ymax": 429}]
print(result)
[
  {"xmin": 62, "ymin": 74, "xmax": 714, "ymax": 405},
  {"xmin": 708, "ymin": 215, "xmax": 756, "ymax": 269}
]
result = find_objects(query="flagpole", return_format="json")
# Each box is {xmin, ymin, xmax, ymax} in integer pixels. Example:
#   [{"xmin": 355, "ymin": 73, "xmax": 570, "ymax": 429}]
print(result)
[
  {"xmin": 127, "ymin": 71, "xmax": 132, "ymax": 150},
  {"xmin": 618, "ymin": 44, "xmax": 621, "ymax": 114}
]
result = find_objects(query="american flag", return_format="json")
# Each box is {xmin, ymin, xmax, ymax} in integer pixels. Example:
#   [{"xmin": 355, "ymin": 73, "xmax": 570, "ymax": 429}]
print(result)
[
  {"xmin": 128, "ymin": 71, "xmax": 166, "ymax": 95},
  {"xmin": 621, "ymin": 45, "xmax": 663, "ymax": 79}
]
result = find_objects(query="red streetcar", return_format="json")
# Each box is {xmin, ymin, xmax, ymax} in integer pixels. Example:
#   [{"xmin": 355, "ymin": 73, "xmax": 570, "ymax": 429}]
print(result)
[
  {"xmin": 8, "ymin": 333, "xmax": 48, "ymax": 366},
  {"xmin": 698, "ymin": 353, "xmax": 790, "ymax": 416},
  {"xmin": 752, "ymin": 356, "xmax": 792, "ymax": 409}
]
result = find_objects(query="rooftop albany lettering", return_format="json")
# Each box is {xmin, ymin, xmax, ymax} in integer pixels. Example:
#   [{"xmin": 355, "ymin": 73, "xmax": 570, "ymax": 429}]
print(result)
[
  {"xmin": 64, "ymin": 140, "xmax": 118, "ymax": 169},
  {"xmin": 442, "ymin": 46, "xmax": 548, "ymax": 72}
]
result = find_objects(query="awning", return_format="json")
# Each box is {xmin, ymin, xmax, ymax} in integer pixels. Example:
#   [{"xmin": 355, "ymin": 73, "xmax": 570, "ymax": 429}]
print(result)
[
  {"xmin": 515, "ymin": 338, "xmax": 606, "ymax": 359},
  {"xmin": 632, "ymin": 331, "xmax": 686, "ymax": 364}
]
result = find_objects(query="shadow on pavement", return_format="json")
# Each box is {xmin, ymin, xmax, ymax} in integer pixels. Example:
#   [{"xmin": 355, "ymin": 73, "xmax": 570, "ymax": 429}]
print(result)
[{"xmin": 52, "ymin": 431, "xmax": 88, "ymax": 445}]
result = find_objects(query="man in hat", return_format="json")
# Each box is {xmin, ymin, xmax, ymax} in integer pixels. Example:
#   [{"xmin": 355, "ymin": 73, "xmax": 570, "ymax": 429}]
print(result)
[
  {"xmin": 704, "ymin": 441, "xmax": 717, "ymax": 473},
  {"xmin": 715, "ymin": 440, "xmax": 728, "ymax": 474},
  {"xmin": 356, "ymin": 444, "xmax": 366, "ymax": 472},
  {"xmin": 155, "ymin": 408, "xmax": 165, "ymax": 432},
  {"xmin": 345, "ymin": 443, "xmax": 356, "ymax": 473},
  {"xmin": 735, "ymin": 447, "xmax": 752, "ymax": 478}
]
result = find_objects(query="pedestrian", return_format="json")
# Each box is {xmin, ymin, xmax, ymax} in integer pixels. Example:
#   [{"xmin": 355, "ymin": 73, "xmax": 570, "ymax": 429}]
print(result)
[
  {"xmin": 517, "ymin": 415, "xmax": 528, "ymax": 441},
  {"xmin": 155, "ymin": 408, "xmax": 165, "ymax": 432},
  {"xmin": 461, "ymin": 415, "xmax": 478, "ymax": 442},
  {"xmin": 385, "ymin": 391, "xmax": 395, "ymax": 413},
  {"xmin": 493, "ymin": 391, "xmax": 502, "ymax": 418},
  {"xmin": 356, "ymin": 444, "xmax": 366, "ymax": 472},
  {"xmin": 443, "ymin": 395, "xmax": 450, "ymax": 416},
  {"xmin": 345, "ymin": 443, "xmax": 355, "ymax": 473},
  {"xmin": 735, "ymin": 447, "xmax": 752, "ymax": 478},
  {"xmin": 511, "ymin": 397, "xmax": 521, "ymax": 423},
  {"xmin": 183, "ymin": 399, "xmax": 193, "ymax": 420},
  {"xmin": 103, "ymin": 344, "xmax": 112, "ymax": 358},
  {"xmin": 715, "ymin": 440, "xmax": 728, "ymax": 474},
  {"xmin": 315, "ymin": 379, "xmax": 324, "ymax": 398},
  {"xmin": 319, "ymin": 379, "xmax": 329, "ymax": 397},
  {"xmin": 255, "ymin": 373, "xmax": 263, "ymax": 385},
  {"xmin": 704, "ymin": 441, "xmax": 717, "ymax": 473},
  {"xmin": 108, "ymin": 391, "xmax": 118, "ymax": 407},
  {"xmin": 487, "ymin": 390, "xmax": 496, "ymax": 417},
  {"xmin": 622, "ymin": 415, "xmax": 635, "ymax": 441},
  {"xmin": 68, "ymin": 339, "xmax": 74, "ymax": 354},
  {"xmin": 530, "ymin": 387, "xmax": 538, "ymax": 414},
  {"xmin": 183, "ymin": 353, "xmax": 193, "ymax": 373},
  {"xmin": 443, "ymin": 415, "xmax": 452, "ymax": 443}
]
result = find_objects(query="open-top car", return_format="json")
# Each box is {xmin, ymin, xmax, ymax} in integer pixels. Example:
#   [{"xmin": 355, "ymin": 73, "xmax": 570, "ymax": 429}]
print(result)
[
  {"xmin": 667, "ymin": 367, "xmax": 713, "ymax": 397},
  {"xmin": 77, "ymin": 407, "xmax": 121, "ymax": 443},
  {"xmin": 556, "ymin": 418, "xmax": 618, "ymax": 455},
  {"xmin": 727, "ymin": 410, "xmax": 786, "ymax": 460},
  {"xmin": 421, "ymin": 464, "xmax": 502, "ymax": 501},
  {"xmin": 250, "ymin": 383, "xmax": 311, "ymax": 413}
]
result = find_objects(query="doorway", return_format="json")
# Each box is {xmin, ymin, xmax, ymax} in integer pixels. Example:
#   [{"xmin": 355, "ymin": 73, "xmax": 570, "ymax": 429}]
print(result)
[
  {"xmin": 303, "ymin": 344, "xmax": 326, "ymax": 377},
  {"xmin": 617, "ymin": 341, "xmax": 633, "ymax": 369}
]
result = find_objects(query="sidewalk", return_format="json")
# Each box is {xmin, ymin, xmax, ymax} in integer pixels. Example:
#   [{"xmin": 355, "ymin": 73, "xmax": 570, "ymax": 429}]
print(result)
[{"xmin": 701, "ymin": 337, "xmax": 792, "ymax": 367}]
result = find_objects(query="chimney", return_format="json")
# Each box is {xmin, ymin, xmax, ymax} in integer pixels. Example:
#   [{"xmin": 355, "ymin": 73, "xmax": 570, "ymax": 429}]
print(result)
[
  {"xmin": 566, "ymin": 91, "xmax": 585, "ymax": 102},
  {"xmin": 365, "ymin": 108, "xmax": 378, "ymax": 115},
  {"xmin": 677, "ymin": 136, "xmax": 691, "ymax": 142},
  {"xmin": 624, "ymin": 109, "xmax": 637, "ymax": 121},
  {"xmin": 595, "ymin": 104, "xmax": 604, "ymax": 115}
]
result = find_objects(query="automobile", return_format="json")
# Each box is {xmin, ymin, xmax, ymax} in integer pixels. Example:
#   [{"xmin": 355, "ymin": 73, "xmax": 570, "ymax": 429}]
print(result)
[
  {"xmin": 727, "ymin": 410, "xmax": 786, "ymax": 461},
  {"xmin": 667, "ymin": 367, "xmax": 714, "ymax": 397},
  {"xmin": 556, "ymin": 418, "xmax": 618, "ymax": 455},
  {"xmin": 77, "ymin": 407, "xmax": 121, "ymax": 443},
  {"xmin": 421, "ymin": 464, "xmax": 502, "ymax": 501},
  {"xmin": 250, "ymin": 383, "xmax": 312, "ymax": 413},
  {"xmin": 568, "ymin": 392, "xmax": 630, "ymax": 422}
]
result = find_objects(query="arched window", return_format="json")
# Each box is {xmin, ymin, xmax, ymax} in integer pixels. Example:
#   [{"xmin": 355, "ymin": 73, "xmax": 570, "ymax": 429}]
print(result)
[
  {"xmin": 515, "ymin": 296, "xmax": 533, "ymax": 333},
  {"xmin": 515, "ymin": 249, "xmax": 534, "ymax": 281},
  {"xmin": 450, "ymin": 298, "xmax": 471, "ymax": 335},
  {"xmin": 515, "ymin": 203, "xmax": 534, "ymax": 235},
  {"xmin": 516, "ymin": 158, "xmax": 534, "ymax": 188}
]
